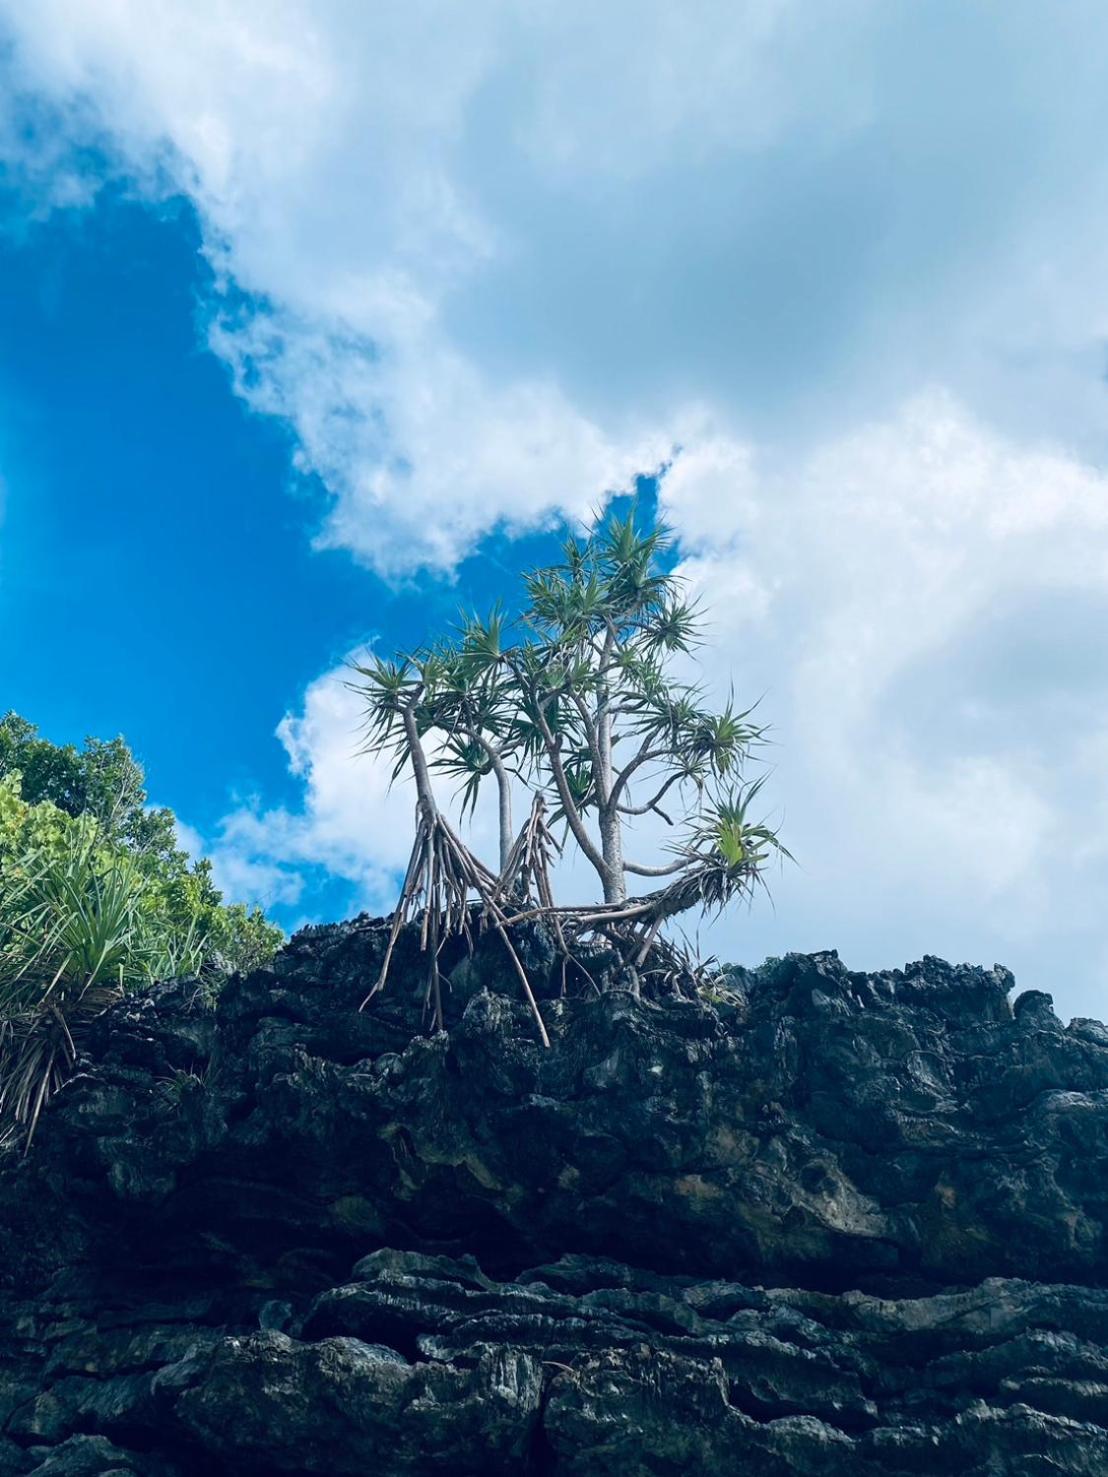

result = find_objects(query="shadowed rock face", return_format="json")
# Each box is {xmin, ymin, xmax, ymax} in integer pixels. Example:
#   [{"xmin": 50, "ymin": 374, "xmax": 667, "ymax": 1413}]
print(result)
[{"xmin": 1, "ymin": 920, "xmax": 1106, "ymax": 1474}]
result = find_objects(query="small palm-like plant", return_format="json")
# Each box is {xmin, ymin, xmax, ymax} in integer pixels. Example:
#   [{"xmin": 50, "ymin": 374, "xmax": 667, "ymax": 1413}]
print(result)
[
  {"xmin": 0, "ymin": 834, "xmax": 203, "ymax": 1149},
  {"xmin": 351, "ymin": 510, "xmax": 790, "ymax": 1032}
]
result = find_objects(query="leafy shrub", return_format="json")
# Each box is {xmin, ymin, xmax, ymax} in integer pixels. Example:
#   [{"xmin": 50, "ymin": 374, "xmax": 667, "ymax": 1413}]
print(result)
[
  {"xmin": 351, "ymin": 511, "xmax": 789, "ymax": 1029},
  {"xmin": 0, "ymin": 719, "xmax": 283, "ymax": 1148},
  {"xmin": 0, "ymin": 817, "xmax": 195, "ymax": 1146}
]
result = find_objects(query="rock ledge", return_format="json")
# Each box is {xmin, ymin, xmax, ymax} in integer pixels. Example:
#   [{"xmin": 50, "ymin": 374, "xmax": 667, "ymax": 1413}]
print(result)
[{"xmin": 1, "ymin": 922, "xmax": 1105, "ymax": 1473}]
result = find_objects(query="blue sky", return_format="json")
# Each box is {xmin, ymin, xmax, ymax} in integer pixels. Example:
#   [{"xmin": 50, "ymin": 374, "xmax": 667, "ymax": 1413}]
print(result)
[
  {"xmin": 0, "ymin": 180, "xmax": 581, "ymax": 921},
  {"xmin": 1, "ymin": 2, "xmax": 1108, "ymax": 1019}
]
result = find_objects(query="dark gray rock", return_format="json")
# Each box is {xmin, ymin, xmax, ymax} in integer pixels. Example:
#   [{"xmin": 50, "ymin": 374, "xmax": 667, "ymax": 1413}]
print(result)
[{"xmin": 0, "ymin": 921, "xmax": 1105, "ymax": 1473}]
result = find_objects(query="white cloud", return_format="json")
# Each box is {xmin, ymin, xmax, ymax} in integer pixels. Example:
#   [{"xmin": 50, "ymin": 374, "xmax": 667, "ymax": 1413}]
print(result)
[
  {"xmin": 0, "ymin": 0, "xmax": 739, "ymax": 571},
  {"xmin": 208, "ymin": 302, "xmax": 672, "ymax": 573},
  {"xmin": 198, "ymin": 665, "xmax": 409, "ymax": 914},
  {"xmin": 6, "ymin": 1, "xmax": 1108, "ymax": 571},
  {"xmin": 4, "ymin": 3, "xmax": 1108, "ymax": 1017},
  {"xmin": 195, "ymin": 392, "xmax": 1108, "ymax": 1018},
  {"xmin": 665, "ymin": 394, "xmax": 1108, "ymax": 1014}
]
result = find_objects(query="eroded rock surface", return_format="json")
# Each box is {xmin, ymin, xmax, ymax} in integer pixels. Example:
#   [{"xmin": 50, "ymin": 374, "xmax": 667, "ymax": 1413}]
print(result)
[{"xmin": 1, "ymin": 920, "xmax": 1106, "ymax": 1473}]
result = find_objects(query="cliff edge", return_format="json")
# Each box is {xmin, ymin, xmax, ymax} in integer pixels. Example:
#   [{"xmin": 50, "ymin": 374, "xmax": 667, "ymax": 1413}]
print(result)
[{"xmin": 1, "ymin": 920, "xmax": 1106, "ymax": 1474}]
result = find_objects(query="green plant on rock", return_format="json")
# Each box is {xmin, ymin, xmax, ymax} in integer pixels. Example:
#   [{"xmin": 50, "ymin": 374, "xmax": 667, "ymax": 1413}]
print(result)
[
  {"xmin": 0, "ymin": 810, "xmax": 193, "ymax": 1149},
  {"xmin": 351, "ymin": 510, "xmax": 790, "ymax": 1035},
  {"xmin": 0, "ymin": 719, "xmax": 283, "ymax": 979},
  {"xmin": 0, "ymin": 722, "xmax": 284, "ymax": 1150}
]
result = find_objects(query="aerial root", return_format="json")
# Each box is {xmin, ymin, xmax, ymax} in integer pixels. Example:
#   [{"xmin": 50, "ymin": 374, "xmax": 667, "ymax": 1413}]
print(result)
[
  {"xmin": 361, "ymin": 800, "xmax": 550, "ymax": 1047},
  {"xmin": 362, "ymin": 797, "xmax": 751, "ymax": 1040}
]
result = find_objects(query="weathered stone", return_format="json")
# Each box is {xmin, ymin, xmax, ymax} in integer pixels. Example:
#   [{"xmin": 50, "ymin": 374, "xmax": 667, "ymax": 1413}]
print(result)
[{"xmin": 0, "ymin": 921, "xmax": 1105, "ymax": 1472}]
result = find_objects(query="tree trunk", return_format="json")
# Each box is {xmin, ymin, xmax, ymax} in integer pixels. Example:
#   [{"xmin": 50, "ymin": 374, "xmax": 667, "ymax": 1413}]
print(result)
[
  {"xmin": 402, "ymin": 705, "xmax": 438, "ymax": 822},
  {"xmin": 596, "ymin": 680, "xmax": 626, "ymax": 903},
  {"xmin": 599, "ymin": 803, "xmax": 626, "ymax": 903},
  {"xmin": 496, "ymin": 769, "xmax": 513, "ymax": 875}
]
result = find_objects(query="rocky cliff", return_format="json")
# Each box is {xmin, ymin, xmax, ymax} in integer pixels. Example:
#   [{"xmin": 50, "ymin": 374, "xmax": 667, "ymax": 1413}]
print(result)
[{"xmin": 1, "ymin": 919, "xmax": 1106, "ymax": 1474}]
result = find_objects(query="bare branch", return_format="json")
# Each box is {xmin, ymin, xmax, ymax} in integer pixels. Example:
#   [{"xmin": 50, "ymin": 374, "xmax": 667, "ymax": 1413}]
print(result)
[
  {"xmin": 567, "ymin": 689, "xmax": 607, "ymax": 803},
  {"xmin": 623, "ymin": 857, "xmax": 688, "ymax": 877},
  {"xmin": 607, "ymin": 741, "xmax": 670, "ymax": 809},
  {"xmin": 617, "ymin": 769, "xmax": 686, "ymax": 817},
  {"xmin": 458, "ymin": 726, "xmax": 514, "ymax": 874},
  {"xmin": 400, "ymin": 692, "xmax": 438, "ymax": 819}
]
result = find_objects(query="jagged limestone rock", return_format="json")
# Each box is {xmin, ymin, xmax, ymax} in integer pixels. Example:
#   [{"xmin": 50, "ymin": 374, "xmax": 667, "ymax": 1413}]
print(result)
[{"xmin": 0, "ymin": 920, "xmax": 1105, "ymax": 1473}]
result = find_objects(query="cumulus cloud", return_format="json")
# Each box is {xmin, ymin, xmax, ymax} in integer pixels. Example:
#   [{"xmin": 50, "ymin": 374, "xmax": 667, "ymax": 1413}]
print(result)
[
  {"xmin": 4, "ymin": 1, "xmax": 1108, "ymax": 569},
  {"xmin": 4, "ymin": 2, "xmax": 1108, "ymax": 1015},
  {"xmin": 664, "ymin": 394, "xmax": 1108, "ymax": 1011},
  {"xmin": 197, "ymin": 665, "xmax": 411, "ymax": 915},
  {"xmin": 0, "ymin": 0, "xmax": 716, "ymax": 570},
  {"xmin": 201, "ymin": 394, "xmax": 1108, "ymax": 1017},
  {"xmin": 208, "ymin": 301, "xmax": 672, "ymax": 572}
]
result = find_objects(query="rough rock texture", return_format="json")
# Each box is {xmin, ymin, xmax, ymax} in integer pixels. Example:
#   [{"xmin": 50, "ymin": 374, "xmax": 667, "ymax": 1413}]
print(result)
[{"xmin": 1, "ymin": 919, "xmax": 1106, "ymax": 1473}]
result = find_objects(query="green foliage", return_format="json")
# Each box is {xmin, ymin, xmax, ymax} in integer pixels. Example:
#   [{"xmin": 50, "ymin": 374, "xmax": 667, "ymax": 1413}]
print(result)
[
  {"xmin": 0, "ymin": 712, "xmax": 179, "ymax": 863},
  {"xmin": 0, "ymin": 822, "xmax": 202, "ymax": 1145},
  {"xmin": 0, "ymin": 715, "xmax": 283, "ymax": 977},
  {"xmin": 354, "ymin": 510, "xmax": 787, "ymax": 910},
  {"xmin": 351, "ymin": 509, "xmax": 790, "ymax": 1019},
  {"xmin": 0, "ymin": 719, "xmax": 284, "ymax": 1149}
]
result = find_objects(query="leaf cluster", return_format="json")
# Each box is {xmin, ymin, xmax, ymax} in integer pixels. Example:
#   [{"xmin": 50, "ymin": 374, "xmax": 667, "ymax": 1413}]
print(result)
[
  {"xmin": 0, "ymin": 720, "xmax": 285, "ymax": 1150},
  {"xmin": 351, "ymin": 510, "xmax": 788, "ymax": 904},
  {"xmin": 0, "ymin": 712, "xmax": 179, "ymax": 863},
  {"xmin": 0, "ymin": 716, "xmax": 283, "ymax": 977}
]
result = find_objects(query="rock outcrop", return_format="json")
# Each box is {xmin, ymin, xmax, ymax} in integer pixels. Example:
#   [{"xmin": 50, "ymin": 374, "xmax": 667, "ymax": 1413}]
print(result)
[{"xmin": 1, "ymin": 920, "xmax": 1106, "ymax": 1473}]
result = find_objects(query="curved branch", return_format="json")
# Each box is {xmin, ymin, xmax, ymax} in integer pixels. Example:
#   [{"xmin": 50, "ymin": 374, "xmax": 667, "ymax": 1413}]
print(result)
[
  {"xmin": 567, "ymin": 690, "xmax": 607, "ymax": 805},
  {"xmin": 530, "ymin": 698, "xmax": 609, "ymax": 883},
  {"xmin": 607, "ymin": 741, "xmax": 670, "ymax": 809},
  {"xmin": 401, "ymin": 694, "xmax": 438, "ymax": 820},
  {"xmin": 460, "ymin": 727, "xmax": 514, "ymax": 874},
  {"xmin": 623, "ymin": 857, "xmax": 688, "ymax": 877},
  {"xmin": 617, "ymin": 769, "xmax": 685, "ymax": 817}
]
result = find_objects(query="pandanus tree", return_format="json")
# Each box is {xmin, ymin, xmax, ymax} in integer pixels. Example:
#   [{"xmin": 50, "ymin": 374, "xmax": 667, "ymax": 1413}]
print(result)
[{"xmin": 351, "ymin": 513, "xmax": 787, "ymax": 1035}]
